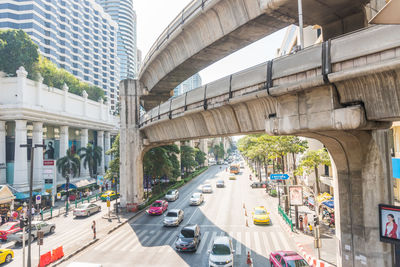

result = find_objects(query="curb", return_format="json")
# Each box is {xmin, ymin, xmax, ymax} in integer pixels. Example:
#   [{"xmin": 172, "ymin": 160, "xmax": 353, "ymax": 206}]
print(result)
[
  {"xmin": 51, "ymin": 238, "xmax": 99, "ymax": 266},
  {"xmin": 277, "ymin": 213, "xmax": 335, "ymax": 267}
]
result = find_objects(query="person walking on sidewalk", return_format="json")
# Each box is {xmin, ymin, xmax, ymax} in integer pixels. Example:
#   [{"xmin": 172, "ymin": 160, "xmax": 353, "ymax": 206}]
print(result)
[
  {"xmin": 91, "ymin": 220, "xmax": 96, "ymax": 239},
  {"xmin": 299, "ymin": 215, "xmax": 304, "ymax": 232},
  {"xmin": 304, "ymin": 214, "xmax": 308, "ymax": 233}
]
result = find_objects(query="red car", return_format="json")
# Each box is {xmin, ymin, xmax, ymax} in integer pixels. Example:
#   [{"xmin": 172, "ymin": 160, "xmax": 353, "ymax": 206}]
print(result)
[
  {"xmin": 0, "ymin": 222, "xmax": 21, "ymax": 241},
  {"xmin": 270, "ymin": 251, "xmax": 310, "ymax": 267},
  {"xmin": 147, "ymin": 200, "xmax": 168, "ymax": 215}
]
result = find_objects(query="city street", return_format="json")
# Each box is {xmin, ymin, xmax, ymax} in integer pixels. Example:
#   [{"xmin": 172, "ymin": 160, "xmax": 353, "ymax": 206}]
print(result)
[
  {"xmin": 61, "ymin": 164, "xmax": 296, "ymax": 267},
  {"xmin": 4, "ymin": 199, "xmax": 116, "ymax": 267}
]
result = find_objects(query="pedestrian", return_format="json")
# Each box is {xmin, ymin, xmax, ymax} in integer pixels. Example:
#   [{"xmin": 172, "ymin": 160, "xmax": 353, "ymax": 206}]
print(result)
[
  {"xmin": 31, "ymin": 206, "xmax": 36, "ymax": 219},
  {"xmin": 299, "ymin": 215, "xmax": 304, "ymax": 232},
  {"xmin": 304, "ymin": 214, "xmax": 308, "ymax": 232},
  {"xmin": 91, "ymin": 220, "xmax": 96, "ymax": 239},
  {"xmin": 308, "ymin": 223, "xmax": 313, "ymax": 234}
]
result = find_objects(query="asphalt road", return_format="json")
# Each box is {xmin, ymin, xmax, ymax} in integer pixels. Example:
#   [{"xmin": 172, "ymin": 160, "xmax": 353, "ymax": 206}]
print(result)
[{"xmin": 60, "ymin": 164, "xmax": 296, "ymax": 267}]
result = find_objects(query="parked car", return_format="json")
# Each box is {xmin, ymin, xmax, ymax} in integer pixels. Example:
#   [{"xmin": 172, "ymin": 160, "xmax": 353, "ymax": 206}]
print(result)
[
  {"xmin": 252, "ymin": 206, "xmax": 270, "ymax": 225},
  {"xmin": 208, "ymin": 236, "xmax": 234, "ymax": 267},
  {"xmin": 190, "ymin": 193, "xmax": 204, "ymax": 206},
  {"xmin": 0, "ymin": 222, "xmax": 21, "ymax": 241},
  {"xmin": 8, "ymin": 221, "xmax": 55, "ymax": 243},
  {"xmin": 250, "ymin": 181, "xmax": 268, "ymax": 188},
  {"xmin": 165, "ymin": 189, "xmax": 179, "ymax": 201},
  {"xmin": 216, "ymin": 180, "xmax": 225, "ymax": 188},
  {"xmin": 175, "ymin": 224, "xmax": 201, "ymax": 252},
  {"xmin": 147, "ymin": 200, "xmax": 168, "ymax": 215},
  {"xmin": 202, "ymin": 184, "xmax": 213, "ymax": 193},
  {"xmin": 73, "ymin": 203, "xmax": 101, "ymax": 217},
  {"xmin": 163, "ymin": 209, "xmax": 184, "ymax": 227},
  {"xmin": 0, "ymin": 249, "xmax": 13, "ymax": 264},
  {"xmin": 269, "ymin": 251, "xmax": 310, "ymax": 267},
  {"xmin": 100, "ymin": 190, "xmax": 120, "ymax": 201}
]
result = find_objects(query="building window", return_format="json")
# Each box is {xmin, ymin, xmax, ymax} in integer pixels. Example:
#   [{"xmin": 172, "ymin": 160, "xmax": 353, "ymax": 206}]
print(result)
[{"xmin": 84, "ymin": 76, "xmax": 89, "ymax": 81}]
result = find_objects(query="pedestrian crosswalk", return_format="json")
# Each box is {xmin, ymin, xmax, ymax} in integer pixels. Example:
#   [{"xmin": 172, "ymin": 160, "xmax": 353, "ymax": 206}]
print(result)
[{"xmin": 92, "ymin": 228, "xmax": 294, "ymax": 256}]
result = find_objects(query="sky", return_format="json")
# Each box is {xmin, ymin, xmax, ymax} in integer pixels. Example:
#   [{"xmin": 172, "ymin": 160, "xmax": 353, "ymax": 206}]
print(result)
[{"xmin": 135, "ymin": 0, "xmax": 287, "ymax": 84}]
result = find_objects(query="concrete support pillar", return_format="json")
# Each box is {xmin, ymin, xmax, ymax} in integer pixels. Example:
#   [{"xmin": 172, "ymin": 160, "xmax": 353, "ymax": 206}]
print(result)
[
  {"xmin": 0, "ymin": 121, "xmax": 6, "ymax": 184},
  {"xmin": 13, "ymin": 120, "xmax": 28, "ymax": 191},
  {"xmin": 120, "ymin": 79, "xmax": 146, "ymax": 207},
  {"xmin": 175, "ymin": 141, "xmax": 182, "ymax": 181},
  {"xmin": 200, "ymin": 139, "xmax": 208, "ymax": 167},
  {"xmin": 97, "ymin": 130, "xmax": 105, "ymax": 175},
  {"xmin": 32, "ymin": 122, "xmax": 43, "ymax": 190},
  {"xmin": 59, "ymin": 126, "xmax": 69, "ymax": 158},
  {"xmin": 80, "ymin": 129, "xmax": 89, "ymax": 177},
  {"xmin": 306, "ymin": 129, "xmax": 394, "ymax": 267},
  {"xmin": 104, "ymin": 132, "xmax": 111, "ymax": 169}
]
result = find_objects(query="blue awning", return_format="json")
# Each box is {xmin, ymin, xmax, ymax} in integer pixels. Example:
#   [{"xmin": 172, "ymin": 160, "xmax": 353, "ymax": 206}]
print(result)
[
  {"xmin": 322, "ymin": 200, "xmax": 334, "ymax": 209},
  {"xmin": 58, "ymin": 183, "xmax": 77, "ymax": 190},
  {"xmin": 14, "ymin": 192, "xmax": 29, "ymax": 200},
  {"xmin": 44, "ymin": 184, "xmax": 53, "ymax": 190}
]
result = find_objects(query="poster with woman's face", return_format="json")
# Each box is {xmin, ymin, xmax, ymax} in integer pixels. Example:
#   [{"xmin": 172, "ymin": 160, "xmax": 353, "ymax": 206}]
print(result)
[
  {"xmin": 379, "ymin": 204, "xmax": 400, "ymax": 243},
  {"xmin": 289, "ymin": 186, "xmax": 303, "ymax": 206}
]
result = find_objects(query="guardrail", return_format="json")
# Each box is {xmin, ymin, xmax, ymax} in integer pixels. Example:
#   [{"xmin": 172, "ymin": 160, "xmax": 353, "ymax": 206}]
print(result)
[
  {"xmin": 278, "ymin": 205, "xmax": 293, "ymax": 232},
  {"xmin": 40, "ymin": 193, "xmax": 101, "ymax": 220}
]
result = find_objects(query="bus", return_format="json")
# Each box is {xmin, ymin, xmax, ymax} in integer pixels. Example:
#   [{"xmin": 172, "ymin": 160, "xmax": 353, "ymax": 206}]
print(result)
[{"xmin": 230, "ymin": 164, "xmax": 240, "ymax": 174}]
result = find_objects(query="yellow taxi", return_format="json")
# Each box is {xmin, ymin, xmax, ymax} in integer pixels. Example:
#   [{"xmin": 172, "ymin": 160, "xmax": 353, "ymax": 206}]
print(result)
[
  {"xmin": 100, "ymin": 190, "xmax": 120, "ymax": 201},
  {"xmin": 252, "ymin": 206, "xmax": 270, "ymax": 225},
  {"xmin": 0, "ymin": 249, "xmax": 13, "ymax": 264}
]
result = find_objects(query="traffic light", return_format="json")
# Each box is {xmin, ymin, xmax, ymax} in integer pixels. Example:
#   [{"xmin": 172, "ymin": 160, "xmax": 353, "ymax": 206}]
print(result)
[
  {"xmin": 313, "ymin": 215, "xmax": 319, "ymax": 226},
  {"xmin": 19, "ymin": 218, "xmax": 28, "ymax": 228}
]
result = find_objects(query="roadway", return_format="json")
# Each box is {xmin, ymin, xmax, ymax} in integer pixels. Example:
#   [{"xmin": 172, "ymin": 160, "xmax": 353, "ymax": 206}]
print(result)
[{"xmin": 60, "ymin": 164, "xmax": 296, "ymax": 267}]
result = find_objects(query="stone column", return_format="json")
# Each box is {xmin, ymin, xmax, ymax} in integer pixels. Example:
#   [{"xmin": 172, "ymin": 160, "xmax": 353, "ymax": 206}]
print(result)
[
  {"xmin": 13, "ymin": 120, "xmax": 28, "ymax": 191},
  {"xmin": 59, "ymin": 126, "xmax": 69, "ymax": 158},
  {"xmin": 305, "ymin": 129, "xmax": 394, "ymax": 267},
  {"xmin": 175, "ymin": 141, "xmax": 182, "ymax": 181},
  {"xmin": 97, "ymin": 131, "xmax": 105, "ymax": 175},
  {"xmin": 80, "ymin": 129, "xmax": 90, "ymax": 177},
  {"xmin": 32, "ymin": 122, "xmax": 43, "ymax": 190},
  {"xmin": 0, "ymin": 121, "xmax": 6, "ymax": 184},
  {"xmin": 120, "ymin": 79, "xmax": 146, "ymax": 207},
  {"xmin": 104, "ymin": 132, "xmax": 111, "ymax": 169},
  {"xmin": 200, "ymin": 139, "xmax": 208, "ymax": 167}
]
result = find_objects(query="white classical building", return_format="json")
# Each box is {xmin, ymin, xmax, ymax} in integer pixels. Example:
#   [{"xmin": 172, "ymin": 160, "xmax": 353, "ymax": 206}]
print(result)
[{"xmin": 0, "ymin": 67, "xmax": 119, "ymax": 195}]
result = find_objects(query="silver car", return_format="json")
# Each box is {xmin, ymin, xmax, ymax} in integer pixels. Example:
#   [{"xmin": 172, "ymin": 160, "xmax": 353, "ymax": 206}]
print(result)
[
  {"xmin": 216, "ymin": 180, "xmax": 225, "ymax": 188},
  {"xmin": 190, "ymin": 193, "xmax": 204, "ymax": 205},
  {"xmin": 73, "ymin": 203, "xmax": 101, "ymax": 217},
  {"xmin": 163, "ymin": 209, "xmax": 184, "ymax": 226},
  {"xmin": 8, "ymin": 221, "xmax": 55, "ymax": 243},
  {"xmin": 202, "ymin": 184, "xmax": 213, "ymax": 193},
  {"xmin": 165, "ymin": 189, "xmax": 179, "ymax": 201}
]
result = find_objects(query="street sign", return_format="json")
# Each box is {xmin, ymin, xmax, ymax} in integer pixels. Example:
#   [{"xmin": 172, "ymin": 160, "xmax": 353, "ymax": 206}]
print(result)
[
  {"xmin": 56, "ymin": 193, "xmax": 61, "ymax": 199},
  {"xmin": 36, "ymin": 195, "xmax": 41, "ymax": 204},
  {"xmin": 270, "ymin": 173, "xmax": 289, "ymax": 180}
]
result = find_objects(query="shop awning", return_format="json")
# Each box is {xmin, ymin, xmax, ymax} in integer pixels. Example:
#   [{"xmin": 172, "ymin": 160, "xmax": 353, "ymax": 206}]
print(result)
[
  {"xmin": 322, "ymin": 200, "xmax": 334, "ymax": 209},
  {"xmin": 0, "ymin": 185, "xmax": 16, "ymax": 203},
  {"xmin": 58, "ymin": 183, "xmax": 77, "ymax": 190},
  {"xmin": 14, "ymin": 192, "xmax": 29, "ymax": 200},
  {"xmin": 75, "ymin": 178, "xmax": 97, "ymax": 188}
]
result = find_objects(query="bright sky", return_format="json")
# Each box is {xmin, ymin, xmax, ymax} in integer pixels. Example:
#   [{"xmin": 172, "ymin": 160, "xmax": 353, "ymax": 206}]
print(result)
[{"xmin": 135, "ymin": 0, "xmax": 287, "ymax": 84}]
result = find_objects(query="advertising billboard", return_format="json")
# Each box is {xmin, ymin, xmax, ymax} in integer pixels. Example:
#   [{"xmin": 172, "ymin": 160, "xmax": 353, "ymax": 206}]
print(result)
[{"xmin": 379, "ymin": 204, "xmax": 400, "ymax": 244}]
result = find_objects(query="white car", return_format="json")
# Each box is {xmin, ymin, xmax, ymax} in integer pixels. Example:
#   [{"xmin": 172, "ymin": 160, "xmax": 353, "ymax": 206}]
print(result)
[
  {"xmin": 73, "ymin": 203, "xmax": 101, "ymax": 217},
  {"xmin": 202, "ymin": 184, "xmax": 213, "ymax": 193},
  {"xmin": 163, "ymin": 209, "xmax": 184, "ymax": 226},
  {"xmin": 190, "ymin": 193, "xmax": 204, "ymax": 205},
  {"xmin": 8, "ymin": 221, "xmax": 55, "ymax": 243},
  {"xmin": 165, "ymin": 189, "xmax": 179, "ymax": 201},
  {"xmin": 208, "ymin": 236, "xmax": 234, "ymax": 267}
]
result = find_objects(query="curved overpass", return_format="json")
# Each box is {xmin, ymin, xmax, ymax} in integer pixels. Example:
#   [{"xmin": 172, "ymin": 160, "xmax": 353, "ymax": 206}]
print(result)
[{"xmin": 138, "ymin": 0, "xmax": 369, "ymax": 110}]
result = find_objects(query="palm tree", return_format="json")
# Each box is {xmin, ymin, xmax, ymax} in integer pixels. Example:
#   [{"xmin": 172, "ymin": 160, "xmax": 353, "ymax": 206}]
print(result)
[
  {"xmin": 78, "ymin": 143, "xmax": 102, "ymax": 178},
  {"xmin": 56, "ymin": 148, "xmax": 80, "ymax": 212}
]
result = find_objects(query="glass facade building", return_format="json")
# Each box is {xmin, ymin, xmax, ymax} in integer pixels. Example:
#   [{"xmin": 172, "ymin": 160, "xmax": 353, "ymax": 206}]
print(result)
[
  {"xmin": 0, "ymin": 0, "xmax": 119, "ymax": 110},
  {"xmin": 173, "ymin": 73, "xmax": 202, "ymax": 97},
  {"xmin": 96, "ymin": 0, "xmax": 137, "ymax": 79}
]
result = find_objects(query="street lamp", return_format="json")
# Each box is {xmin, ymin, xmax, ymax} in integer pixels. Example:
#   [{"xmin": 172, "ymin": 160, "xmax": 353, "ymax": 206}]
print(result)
[
  {"xmin": 20, "ymin": 143, "xmax": 46, "ymax": 267},
  {"xmin": 22, "ymin": 202, "xmax": 27, "ymax": 267}
]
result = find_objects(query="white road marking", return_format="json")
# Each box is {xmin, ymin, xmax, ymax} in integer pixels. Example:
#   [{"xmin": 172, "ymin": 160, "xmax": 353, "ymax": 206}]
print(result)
[
  {"xmin": 196, "ymin": 231, "xmax": 209, "ymax": 254},
  {"xmin": 253, "ymin": 232, "xmax": 262, "ymax": 254},
  {"xmin": 262, "ymin": 231, "xmax": 272, "ymax": 255},
  {"xmin": 277, "ymin": 230, "xmax": 292, "ymax": 250},
  {"xmin": 269, "ymin": 231, "xmax": 281, "ymax": 251},
  {"xmin": 206, "ymin": 231, "xmax": 218, "ymax": 252}
]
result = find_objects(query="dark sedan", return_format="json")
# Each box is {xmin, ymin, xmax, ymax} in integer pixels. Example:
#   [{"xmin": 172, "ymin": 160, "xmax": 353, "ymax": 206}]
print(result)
[{"xmin": 175, "ymin": 224, "xmax": 201, "ymax": 252}]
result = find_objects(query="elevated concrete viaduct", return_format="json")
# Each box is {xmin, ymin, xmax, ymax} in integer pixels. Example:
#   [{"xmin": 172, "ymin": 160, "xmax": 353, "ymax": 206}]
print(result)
[
  {"xmin": 138, "ymin": 0, "xmax": 370, "ymax": 110},
  {"xmin": 120, "ymin": 25, "xmax": 400, "ymax": 266}
]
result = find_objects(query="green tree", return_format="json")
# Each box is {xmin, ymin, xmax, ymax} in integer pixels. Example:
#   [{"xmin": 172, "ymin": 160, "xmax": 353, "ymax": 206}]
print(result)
[
  {"xmin": 181, "ymin": 145, "xmax": 197, "ymax": 173},
  {"xmin": 56, "ymin": 148, "xmax": 80, "ymax": 210},
  {"xmin": 0, "ymin": 30, "xmax": 39, "ymax": 78},
  {"xmin": 78, "ymin": 144, "xmax": 103, "ymax": 178},
  {"xmin": 212, "ymin": 143, "xmax": 225, "ymax": 161},
  {"xmin": 194, "ymin": 148, "xmax": 206, "ymax": 167},
  {"xmin": 297, "ymin": 149, "xmax": 331, "ymax": 196},
  {"xmin": 104, "ymin": 134, "xmax": 120, "ymax": 180}
]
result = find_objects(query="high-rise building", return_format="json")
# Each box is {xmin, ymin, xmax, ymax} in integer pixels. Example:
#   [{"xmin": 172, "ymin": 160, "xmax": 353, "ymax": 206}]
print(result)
[
  {"xmin": 96, "ymin": 0, "xmax": 137, "ymax": 79},
  {"xmin": 173, "ymin": 73, "xmax": 202, "ymax": 97},
  {"xmin": 0, "ymin": 0, "xmax": 120, "ymax": 110}
]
